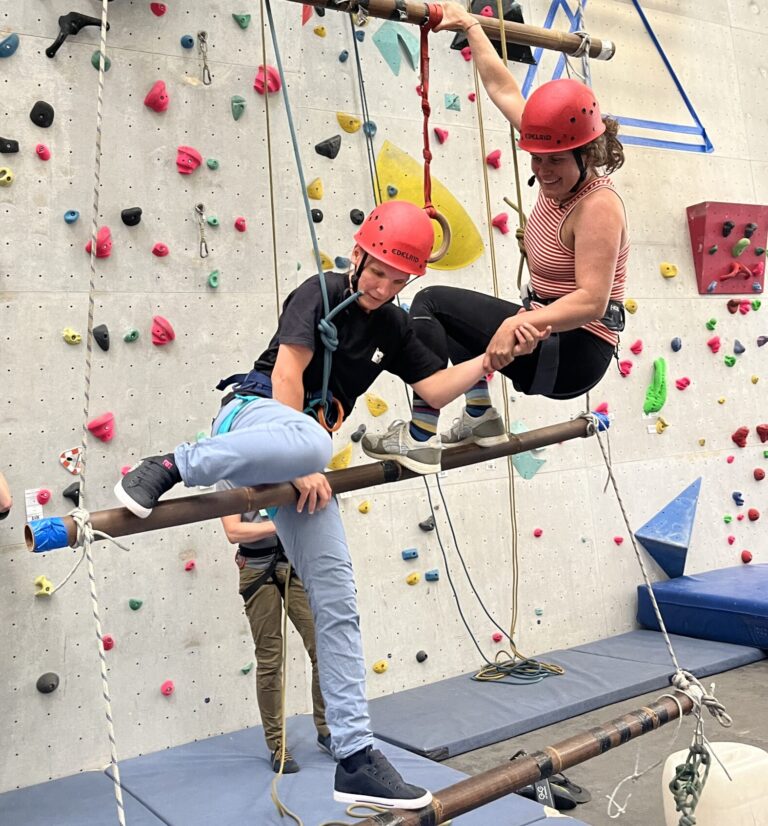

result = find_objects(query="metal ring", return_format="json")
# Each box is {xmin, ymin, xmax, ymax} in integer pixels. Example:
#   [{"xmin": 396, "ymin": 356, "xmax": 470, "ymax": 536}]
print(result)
[
  {"xmin": 427, "ymin": 210, "xmax": 451, "ymax": 264},
  {"xmin": 317, "ymin": 398, "xmax": 345, "ymax": 433}
]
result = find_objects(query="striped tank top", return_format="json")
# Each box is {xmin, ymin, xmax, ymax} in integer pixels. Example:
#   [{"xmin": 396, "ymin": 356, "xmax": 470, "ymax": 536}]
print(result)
[{"xmin": 523, "ymin": 176, "xmax": 629, "ymax": 346}]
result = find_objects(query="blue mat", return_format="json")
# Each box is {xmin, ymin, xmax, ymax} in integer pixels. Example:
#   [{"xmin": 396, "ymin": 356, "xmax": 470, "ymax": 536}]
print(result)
[
  {"xmin": 368, "ymin": 630, "xmax": 765, "ymax": 760},
  {"xmin": 637, "ymin": 564, "xmax": 768, "ymax": 649},
  {"xmin": 0, "ymin": 716, "xmax": 588, "ymax": 825}
]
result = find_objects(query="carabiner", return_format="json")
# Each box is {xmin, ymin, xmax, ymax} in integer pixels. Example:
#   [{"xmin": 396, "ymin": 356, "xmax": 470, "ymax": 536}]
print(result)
[
  {"xmin": 195, "ymin": 202, "xmax": 210, "ymax": 258},
  {"xmin": 197, "ymin": 31, "xmax": 212, "ymax": 85},
  {"xmin": 317, "ymin": 398, "xmax": 345, "ymax": 433}
]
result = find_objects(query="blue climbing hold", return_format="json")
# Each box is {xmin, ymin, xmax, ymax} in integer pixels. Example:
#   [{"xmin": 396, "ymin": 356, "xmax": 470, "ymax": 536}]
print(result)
[
  {"xmin": 64, "ymin": 210, "xmax": 80, "ymax": 224},
  {"xmin": 386, "ymin": 184, "xmax": 398, "ymax": 197},
  {"xmin": 339, "ymin": 49, "xmax": 349, "ymax": 63},
  {"xmin": 734, "ymin": 339, "xmax": 746, "ymax": 355},
  {"xmin": 363, "ymin": 121, "xmax": 377, "ymax": 138},
  {"xmin": 0, "ymin": 33, "xmax": 20, "ymax": 58},
  {"xmin": 355, "ymin": 30, "xmax": 365, "ymax": 42},
  {"xmin": 671, "ymin": 337, "xmax": 682, "ymax": 352},
  {"xmin": 634, "ymin": 478, "xmax": 701, "ymax": 578},
  {"xmin": 400, "ymin": 302, "xmax": 410, "ymax": 313},
  {"xmin": 732, "ymin": 491, "xmax": 744, "ymax": 506},
  {"xmin": 752, "ymin": 282, "xmax": 763, "ymax": 293},
  {"xmin": 180, "ymin": 34, "xmax": 195, "ymax": 49},
  {"xmin": 706, "ymin": 281, "xmax": 718, "ymax": 293},
  {"xmin": 334, "ymin": 256, "xmax": 350, "ymax": 270},
  {"xmin": 425, "ymin": 569, "xmax": 439, "ymax": 582},
  {"xmin": 401, "ymin": 548, "xmax": 419, "ymax": 560}
]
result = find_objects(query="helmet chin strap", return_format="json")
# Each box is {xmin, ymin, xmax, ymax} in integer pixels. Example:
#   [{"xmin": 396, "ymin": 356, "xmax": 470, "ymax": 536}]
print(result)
[
  {"xmin": 569, "ymin": 149, "xmax": 588, "ymax": 193},
  {"xmin": 349, "ymin": 251, "xmax": 368, "ymax": 295}
]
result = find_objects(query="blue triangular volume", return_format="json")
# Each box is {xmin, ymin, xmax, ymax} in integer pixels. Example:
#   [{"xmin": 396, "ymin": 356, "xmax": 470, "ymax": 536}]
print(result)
[
  {"xmin": 634, "ymin": 478, "xmax": 702, "ymax": 578},
  {"xmin": 520, "ymin": 0, "xmax": 712, "ymax": 154}
]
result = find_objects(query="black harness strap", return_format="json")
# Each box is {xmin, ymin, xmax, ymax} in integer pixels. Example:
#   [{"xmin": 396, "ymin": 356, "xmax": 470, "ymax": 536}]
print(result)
[{"xmin": 240, "ymin": 552, "xmax": 292, "ymax": 604}]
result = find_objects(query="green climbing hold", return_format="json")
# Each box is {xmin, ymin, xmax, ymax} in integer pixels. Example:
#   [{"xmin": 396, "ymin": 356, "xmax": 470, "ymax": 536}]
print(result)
[
  {"xmin": 208, "ymin": 270, "xmax": 220, "ymax": 288},
  {"xmin": 123, "ymin": 328, "xmax": 140, "ymax": 343},
  {"xmin": 241, "ymin": 661, "xmax": 254, "ymax": 675},
  {"xmin": 231, "ymin": 95, "xmax": 246, "ymax": 121},
  {"xmin": 196, "ymin": 430, "xmax": 208, "ymax": 441},
  {"xmin": 232, "ymin": 13, "xmax": 251, "ymax": 29},
  {"xmin": 723, "ymin": 515, "xmax": 733, "ymax": 524},
  {"xmin": 206, "ymin": 158, "xmax": 219, "ymax": 170},
  {"xmin": 752, "ymin": 299, "xmax": 762, "ymax": 311},
  {"xmin": 643, "ymin": 357, "xmax": 667, "ymax": 414},
  {"xmin": 705, "ymin": 318, "xmax": 717, "ymax": 331},
  {"xmin": 129, "ymin": 598, "xmax": 143, "ymax": 611},
  {"xmin": 732, "ymin": 237, "xmax": 750, "ymax": 257},
  {"xmin": 764, "ymin": 450, "xmax": 768, "ymax": 459},
  {"xmin": 91, "ymin": 51, "xmax": 111, "ymax": 71},
  {"xmin": 207, "ymin": 215, "xmax": 220, "ymax": 226},
  {"xmin": 724, "ymin": 355, "xmax": 736, "ymax": 367}
]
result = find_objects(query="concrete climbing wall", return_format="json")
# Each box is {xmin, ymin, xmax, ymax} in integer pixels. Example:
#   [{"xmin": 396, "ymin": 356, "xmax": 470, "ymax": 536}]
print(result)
[{"xmin": 1, "ymin": 0, "xmax": 766, "ymax": 794}]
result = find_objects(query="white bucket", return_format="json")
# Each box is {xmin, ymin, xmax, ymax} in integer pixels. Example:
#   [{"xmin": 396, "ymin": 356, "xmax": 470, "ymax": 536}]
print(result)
[{"xmin": 662, "ymin": 742, "xmax": 768, "ymax": 826}]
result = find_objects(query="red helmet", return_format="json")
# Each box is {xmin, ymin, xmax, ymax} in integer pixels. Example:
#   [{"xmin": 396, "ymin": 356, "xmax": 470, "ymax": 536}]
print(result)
[
  {"xmin": 354, "ymin": 201, "xmax": 435, "ymax": 277},
  {"xmin": 518, "ymin": 79, "xmax": 605, "ymax": 154}
]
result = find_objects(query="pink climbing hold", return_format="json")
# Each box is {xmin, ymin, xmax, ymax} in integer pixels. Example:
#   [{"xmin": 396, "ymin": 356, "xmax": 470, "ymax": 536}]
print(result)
[
  {"xmin": 618, "ymin": 359, "xmax": 633, "ymax": 377},
  {"xmin": 36, "ymin": 144, "xmax": 51, "ymax": 161},
  {"xmin": 480, "ymin": 5, "xmax": 494, "ymax": 15},
  {"xmin": 184, "ymin": 560, "xmax": 196, "ymax": 571},
  {"xmin": 629, "ymin": 339, "xmax": 643, "ymax": 355},
  {"xmin": 254, "ymin": 65, "xmax": 281, "ymax": 95},
  {"xmin": 707, "ymin": 336, "xmax": 721, "ymax": 353},
  {"xmin": 460, "ymin": 46, "xmax": 472, "ymax": 61},
  {"xmin": 675, "ymin": 377, "xmax": 690, "ymax": 390},
  {"xmin": 737, "ymin": 514, "xmax": 745, "ymax": 522},
  {"xmin": 533, "ymin": 528, "xmax": 543, "ymax": 538},
  {"xmin": 151, "ymin": 315, "xmax": 175, "ymax": 346},
  {"xmin": 87, "ymin": 412, "xmax": 115, "ymax": 442},
  {"xmin": 727, "ymin": 535, "xmax": 735, "ymax": 545},
  {"xmin": 121, "ymin": 465, "xmax": 132, "ymax": 476},
  {"xmin": 234, "ymin": 216, "xmax": 247, "ymax": 232},
  {"xmin": 160, "ymin": 680, "xmax": 175, "ymax": 696},
  {"xmin": 491, "ymin": 213, "xmax": 509, "ymax": 234},
  {"xmin": 753, "ymin": 262, "xmax": 765, "ymax": 278},
  {"xmin": 144, "ymin": 80, "xmax": 170, "ymax": 113},
  {"xmin": 726, "ymin": 455, "xmax": 735, "ymax": 464},
  {"xmin": 176, "ymin": 146, "xmax": 202, "ymax": 175},
  {"xmin": 433, "ymin": 127, "xmax": 449, "ymax": 145},
  {"xmin": 152, "ymin": 242, "xmax": 169, "ymax": 257},
  {"xmin": 150, "ymin": 3, "xmax": 167, "ymax": 16},
  {"xmin": 85, "ymin": 226, "xmax": 113, "ymax": 258},
  {"xmin": 468, "ymin": 92, "xmax": 476, "ymax": 102},
  {"xmin": 594, "ymin": 402, "xmax": 609, "ymax": 414},
  {"xmin": 36, "ymin": 489, "xmax": 51, "ymax": 505},
  {"xmin": 492, "ymin": 632, "xmax": 503, "ymax": 643},
  {"xmin": 486, "ymin": 149, "xmax": 501, "ymax": 169},
  {"xmin": 739, "ymin": 299, "xmax": 752, "ymax": 314},
  {"xmin": 103, "ymin": 635, "xmax": 115, "ymax": 651},
  {"xmin": 613, "ymin": 536, "xmax": 623, "ymax": 545}
]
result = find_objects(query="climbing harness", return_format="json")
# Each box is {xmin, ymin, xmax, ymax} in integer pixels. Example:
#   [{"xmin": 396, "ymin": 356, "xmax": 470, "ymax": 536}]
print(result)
[
  {"xmin": 197, "ymin": 30, "xmax": 212, "ymax": 85},
  {"xmin": 194, "ymin": 202, "xmax": 210, "ymax": 258}
]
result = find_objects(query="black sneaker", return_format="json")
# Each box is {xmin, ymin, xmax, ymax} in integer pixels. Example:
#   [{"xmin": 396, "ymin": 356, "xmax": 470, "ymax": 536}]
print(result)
[
  {"xmin": 114, "ymin": 453, "xmax": 181, "ymax": 518},
  {"xmin": 271, "ymin": 747, "xmax": 300, "ymax": 774},
  {"xmin": 334, "ymin": 748, "xmax": 432, "ymax": 809}
]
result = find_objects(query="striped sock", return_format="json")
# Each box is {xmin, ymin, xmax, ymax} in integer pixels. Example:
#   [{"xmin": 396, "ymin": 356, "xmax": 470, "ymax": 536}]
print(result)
[
  {"xmin": 465, "ymin": 379, "xmax": 491, "ymax": 417},
  {"xmin": 409, "ymin": 397, "xmax": 439, "ymax": 442}
]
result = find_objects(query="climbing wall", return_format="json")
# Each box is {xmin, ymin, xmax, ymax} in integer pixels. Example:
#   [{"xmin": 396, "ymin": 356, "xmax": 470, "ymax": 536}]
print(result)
[{"xmin": 1, "ymin": 0, "xmax": 767, "ymax": 794}]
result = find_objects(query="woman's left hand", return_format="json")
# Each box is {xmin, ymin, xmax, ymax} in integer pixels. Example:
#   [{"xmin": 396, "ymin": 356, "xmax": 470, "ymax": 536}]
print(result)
[{"xmin": 484, "ymin": 316, "xmax": 550, "ymax": 371}]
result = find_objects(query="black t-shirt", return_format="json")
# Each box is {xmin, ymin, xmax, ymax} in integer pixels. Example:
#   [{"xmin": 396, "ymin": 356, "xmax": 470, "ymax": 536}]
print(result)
[{"xmin": 252, "ymin": 272, "xmax": 444, "ymax": 416}]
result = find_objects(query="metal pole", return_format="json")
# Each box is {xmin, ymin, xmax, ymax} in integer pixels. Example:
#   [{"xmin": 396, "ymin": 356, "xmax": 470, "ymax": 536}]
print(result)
[
  {"xmin": 286, "ymin": 0, "xmax": 616, "ymax": 60},
  {"xmin": 359, "ymin": 691, "xmax": 695, "ymax": 825},
  {"xmin": 26, "ymin": 416, "xmax": 592, "ymax": 551}
]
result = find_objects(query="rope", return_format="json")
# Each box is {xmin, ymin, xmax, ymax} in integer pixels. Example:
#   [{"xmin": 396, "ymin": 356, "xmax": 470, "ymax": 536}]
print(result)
[
  {"xmin": 418, "ymin": 4, "xmax": 444, "ymax": 218},
  {"xmin": 563, "ymin": 2, "xmax": 592, "ymax": 85}
]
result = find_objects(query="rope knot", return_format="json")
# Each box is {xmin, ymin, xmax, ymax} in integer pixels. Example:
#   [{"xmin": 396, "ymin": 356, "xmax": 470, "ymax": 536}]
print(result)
[{"xmin": 318, "ymin": 318, "xmax": 339, "ymax": 353}]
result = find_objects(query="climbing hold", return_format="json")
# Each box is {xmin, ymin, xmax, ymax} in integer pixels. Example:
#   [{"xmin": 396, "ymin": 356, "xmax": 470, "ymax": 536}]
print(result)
[
  {"xmin": 445, "ymin": 93, "xmax": 461, "ymax": 111},
  {"xmin": 363, "ymin": 121, "xmax": 377, "ymax": 137},
  {"xmin": 184, "ymin": 560, "xmax": 196, "ymax": 572},
  {"xmin": 195, "ymin": 431, "xmax": 207, "ymax": 442},
  {"xmin": 492, "ymin": 213, "xmax": 509, "ymax": 234},
  {"xmin": 734, "ymin": 339, "xmax": 746, "ymax": 355},
  {"xmin": 62, "ymin": 482, "xmax": 80, "ymax": 506},
  {"xmin": 419, "ymin": 515, "xmax": 435, "ymax": 532},
  {"xmin": 129, "ymin": 598, "xmax": 143, "ymax": 611},
  {"xmin": 206, "ymin": 158, "xmax": 219, "ymax": 170},
  {"xmin": 318, "ymin": 251, "xmax": 333, "ymax": 270},
  {"xmin": 150, "ymin": 3, "xmax": 167, "ymax": 15},
  {"xmin": 0, "ymin": 137, "xmax": 19, "ymax": 153},
  {"xmin": 36, "ymin": 489, "xmax": 51, "ymax": 506},
  {"xmin": 121, "ymin": 207, "xmax": 142, "ymax": 227},
  {"xmin": 207, "ymin": 270, "xmax": 220, "ymax": 288},
  {"xmin": 748, "ymin": 508, "xmax": 760, "ymax": 522},
  {"xmin": 0, "ymin": 33, "xmax": 20, "ymax": 58},
  {"xmin": 123, "ymin": 328, "xmax": 140, "ymax": 343},
  {"xmin": 718, "ymin": 397, "xmax": 726, "ymax": 405},
  {"xmin": 35, "ymin": 144, "xmax": 51, "ymax": 161},
  {"xmin": 339, "ymin": 50, "xmax": 349, "ymax": 62},
  {"xmin": 176, "ymin": 146, "xmax": 202, "ymax": 175},
  {"xmin": 206, "ymin": 215, "xmax": 220, "ymax": 227},
  {"xmin": 365, "ymin": 393, "xmax": 388, "ymax": 416},
  {"xmin": 313, "ymin": 25, "xmax": 327, "ymax": 37},
  {"xmin": 755, "ymin": 469, "xmax": 765, "ymax": 481},
  {"xmin": 355, "ymin": 30, "xmax": 365, "ymax": 42},
  {"xmin": 59, "ymin": 447, "xmax": 83, "ymax": 475},
  {"xmin": 87, "ymin": 412, "xmax": 115, "ymax": 442},
  {"xmin": 532, "ymin": 528, "xmax": 543, "ymax": 538},
  {"xmin": 62, "ymin": 328, "xmax": 82, "ymax": 345},
  {"xmin": 406, "ymin": 572, "xmax": 420, "ymax": 585},
  {"xmin": 315, "ymin": 135, "xmax": 342, "ymax": 160},
  {"xmin": 759, "ymin": 336, "xmax": 768, "ymax": 347},
  {"xmin": 630, "ymin": 339, "xmax": 643, "ymax": 355},
  {"xmin": 724, "ymin": 355, "xmax": 737, "ymax": 367},
  {"xmin": 726, "ymin": 298, "xmax": 741, "ymax": 314},
  {"xmin": 460, "ymin": 45, "xmax": 472, "ymax": 61},
  {"xmin": 755, "ymin": 281, "xmax": 765, "ymax": 292},
  {"xmin": 416, "ymin": 651, "xmax": 428, "ymax": 663},
  {"xmin": 230, "ymin": 95, "xmax": 246, "ymax": 122},
  {"xmin": 670, "ymin": 337, "xmax": 682, "ymax": 352},
  {"xmin": 232, "ymin": 13, "xmax": 251, "ymax": 29},
  {"xmin": 722, "ymin": 220, "xmax": 735, "ymax": 237},
  {"xmin": 486, "ymin": 149, "xmax": 501, "ymax": 169},
  {"xmin": 327, "ymin": 443, "xmax": 353, "ymax": 470},
  {"xmin": 724, "ymin": 514, "xmax": 733, "ymax": 523},
  {"xmin": 708, "ymin": 244, "xmax": 718, "ymax": 255},
  {"xmin": 753, "ymin": 299, "xmax": 762, "ymax": 310},
  {"xmin": 753, "ymin": 375, "xmax": 760, "ymax": 384},
  {"xmin": 152, "ymin": 242, "xmax": 170, "ymax": 257},
  {"xmin": 386, "ymin": 185, "xmax": 398, "ymax": 197},
  {"xmin": 372, "ymin": 660, "xmax": 388, "ymax": 674},
  {"xmin": 34, "ymin": 575, "xmax": 54, "ymax": 597},
  {"xmin": 160, "ymin": 680, "xmax": 175, "ymax": 696},
  {"xmin": 655, "ymin": 417, "xmax": 670, "ymax": 435},
  {"xmin": 307, "ymin": 178, "xmax": 323, "ymax": 199},
  {"xmin": 144, "ymin": 80, "xmax": 170, "ymax": 113},
  {"xmin": 181, "ymin": 34, "xmax": 195, "ymax": 49},
  {"xmin": 624, "ymin": 299, "xmax": 638, "ymax": 314},
  {"xmin": 85, "ymin": 226, "xmax": 113, "ymax": 258},
  {"xmin": 643, "ymin": 358, "xmax": 667, "ymax": 414},
  {"xmin": 402, "ymin": 548, "xmax": 419, "ymax": 560},
  {"xmin": 727, "ymin": 455, "xmax": 735, "ymax": 464},
  {"xmin": 30, "ymin": 101, "xmax": 55, "ymax": 128},
  {"xmin": 335, "ymin": 256, "xmax": 350, "ymax": 270},
  {"xmin": 254, "ymin": 65, "xmax": 281, "ymax": 94},
  {"xmin": 492, "ymin": 632, "xmax": 503, "ymax": 643},
  {"xmin": 433, "ymin": 127, "xmax": 449, "ymax": 144},
  {"xmin": 613, "ymin": 536, "xmax": 624, "ymax": 545},
  {"xmin": 727, "ymin": 535, "xmax": 736, "ymax": 545},
  {"xmin": 732, "ymin": 238, "xmax": 750, "ymax": 257},
  {"xmin": 337, "ymin": 112, "xmax": 362, "ymax": 133},
  {"xmin": 151, "ymin": 316, "xmax": 175, "ymax": 346},
  {"xmin": 733, "ymin": 491, "xmax": 744, "ymax": 506},
  {"xmin": 351, "ymin": 424, "xmax": 367, "ymax": 442},
  {"xmin": 659, "ymin": 262, "xmax": 678, "ymax": 278},
  {"xmin": 468, "ymin": 92, "xmax": 476, "ymax": 102},
  {"xmin": 234, "ymin": 217, "xmax": 247, "ymax": 232},
  {"xmin": 425, "ymin": 569, "xmax": 439, "ymax": 582},
  {"xmin": 744, "ymin": 222, "xmax": 758, "ymax": 239},
  {"xmin": 731, "ymin": 426, "xmax": 749, "ymax": 448},
  {"xmin": 102, "ymin": 635, "xmax": 115, "ymax": 651},
  {"xmin": 311, "ymin": 209, "xmax": 323, "ymax": 223},
  {"xmin": 675, "ymin": 377, "xmax": 690, "ymax": 391},
  {"xmin": 350, "ymin": 208, "xmax": 365, "ymax": 225},
  {"xmin": 618, "ymin": 359, "xmax": 633, "ymax": 377},
  {"xmin": 358, "ymin": 500, "xmax": 370, "ymax": 514},
  {"xmin": 36, "ymin": 673, "xmax": 59, "ymax": 694},
  {"xmin": 90, "ymin": 50, "xmax": 111, "ymax": 71},
  {"xmin": 0, "ymin": 166, "xmax": 14, "ymax": 187},
  {"xmin": 707, "ymin": 336, "xmax": 721, "ymax": 353},
  {"xmin": 93, "ymin": 324, "xmax": 110, "ymax": 351},
  {"xmin": 741, "ymin": 550, "xmax": 753, "ymax": 564},
  {"xmin": 705, "ymin": 318, "xmax": 717, "ymax": 331},
  {"xmin": 241, "ymin": 661, "xmax": 254, "ymax": 674}
]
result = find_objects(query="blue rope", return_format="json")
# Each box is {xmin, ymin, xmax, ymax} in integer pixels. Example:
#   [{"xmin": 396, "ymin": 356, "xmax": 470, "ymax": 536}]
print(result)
[{"xmin": 263, "ymin": 0, "xmax": 362, "ymax": 417}]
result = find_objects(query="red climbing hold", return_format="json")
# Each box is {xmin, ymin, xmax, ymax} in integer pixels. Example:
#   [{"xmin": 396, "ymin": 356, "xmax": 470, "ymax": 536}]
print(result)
[
  {"xmin": 161, "ymin": 680, "xmax": 175, "ymax": 696},
  {"xmin": 491, "ymin": 213, "xmax": 509, "ymax": 234},
  {"xmin": 629, "ymin": 339, "xmax": 643, "ymax": 355},
  {"xmin": 151, "ymin": 315, "xmax": 175, "ymax": 346},
  {"xmin": 707, "ymin": 336, "xmax": 721, "ymax": 353},
  {"xmin": 754, "ymin": 468, "xmax": 765, "ymax": 481},
  {"xmin": 468, "ymin": 92, "xmax": 476, "ymax": 102},
  {"xmin": 144, "ymin": 80, "xmax": 170, "ymax": 113},
  {"xmin": 741, "ymin": 550, "xmax": 753, "ymax": 564},
  {"xmin": 618, "ymin": 359, "xmax": 632, "ymax": 377},
  {"xmin": 87, "ymin": 412, "xmax": 115, "ymax": 442},
  {"xmin": 460, "ymin": 46, "xmax": 472, "ymax": 61},
  {"xmin": 302, "ymin": 4, "xmax": 313, "ymax": 24},
  {"xmin": 613, "ymin": 536, "xmax": 623, "ymax": 545},
  {"xmin": 176, "ymin": 145, "xmax": 202, "ymax": 175},
  {"xmin": 675, "ymin": 377, "xmax": 690, "ymax": 390},
  {"xmin": 103, "ymin": 635, "xmax": 115, "ymax": 651},
  {"xmin": 753, "ymin": 262, "xmax": 765, "ymax": 278},
  {"xmin": 486, "ymin": 149, "xmax": 501, "ymax": 169},
  {"xmin": 726, "ymin": 456, "xmax": 735, "ymax": 464},
  {"xmin": 492, "ymin": 632, "xmax": 503, "ymax": 643},
  {"xmin": 152, "ymin": 242, "xmax": 169, "ymax": 257},
  {"xmin": 727, "ymin": 535, "xmax": 735, "ymax": 545},
  {"xmin": 36, "ymin": 144, "xmax": 51, "ymax": 161},
  {"xmin": 85, "ymin": 226, "xmax": 113, "ymax": 258},
  {"xmin": 184, "ymin": 560, "xmax": 196, "ymax": 571},
  {"xmin": 234, "ymin": 216, "xmax": 247, "ymax": 232},
  {"xmin": 748, "ymin": 508, "xmax": 760, "ymax": 522},
  {"xmin": 433, "ymin": 127, "xmax": 449, "ymax": 145},
  {"xmin": 254, "ymin": 65, "xmax": 281, "ymax": 95},
  {"xmin": 36, "ymin": 489, "xmax": 51, "ymax": 505},
  {"xmin": 756, "ymin": 423, "xmax": 768, "ymax": 443},
  {"xmin": 150, "ymin": 3, "xmax": 167, "ymax": 16},
  {"xmin": 533, "ymin": 528, "xmax": 543, "ymax": 538},
  {"xmin": 731, "ymin": 426, "xmax": 749, "ymax": 448}
]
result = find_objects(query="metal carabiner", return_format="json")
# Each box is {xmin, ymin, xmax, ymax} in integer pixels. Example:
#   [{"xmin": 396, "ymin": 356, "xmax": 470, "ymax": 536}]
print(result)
[
  {"xmin": 195, "ymin": 202, "xmax": 210, "ymax": 258},
  {"xmin": 197, "ymin": 31, "xmax": 212, "ymax": 85}
]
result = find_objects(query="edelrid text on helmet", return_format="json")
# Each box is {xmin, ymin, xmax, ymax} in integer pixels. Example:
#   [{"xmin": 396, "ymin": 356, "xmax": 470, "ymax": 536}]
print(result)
[{"xmin": 354, "ymin": 201, "xmax": 435, "ymax": 277}]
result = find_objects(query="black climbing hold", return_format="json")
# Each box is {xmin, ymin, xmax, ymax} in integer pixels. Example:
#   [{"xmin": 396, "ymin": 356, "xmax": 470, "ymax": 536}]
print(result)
[
  {"xmin": 708, "ymin": 244, "xmax": 718, "ymax": 255},
  {"xmin": 315, "ymin": 135, "xmax": 342, "ymax": 160},
  {"xmin": 315, "ymin": 6, "xmax": 326, "ymax": 15},
  {"xmin": 350, "ymin": 208, "xmax": 365, "ymax": 225},
  {"xmin": 63, "ymin": 481, "xmax": 81, "ymax": 506},
  {"xmin": 0, "ymin": 137, "xmax": 19, "ymax": 154},
  {"xmin": 756, "ymin": 247, "xmax": 766, "ymax": 256},
  {"xmin": 722, "ymin": 220, "xmax": 735, "ymax": 237},
  {"xmin": 121, "ymin": 207, "xmax": 143, "ymax": 227},
  {"xmin": 450, "ymin": 0, "xmax": 534, "ymax": 65},
  {"xmin": 30, "ymin": 101, "xmax": 55, "ymax": 128},
  {"xmin": 311, "ymin": 209, "xmax": 323, "ymax": 223},
  {"xmin": 93, "ymin": 324, "xmax": 110, "ymax": 351},
  {"xmin": 745, "ymin": 222, "xmax": 758, "ymax": 239},
  {"xmin": 46, "ymin": 12, "xmax": 110, "ymax": 59},
  {"xmin": 416, "ymin": 651, "xmax": 428, "ymax": 663},
  {"xmin": 351, "ymin": 424, "xmax": 367, "ymax": 443},
  {"xmin": 419, "ymin": 515, "xmax": 435, "ymax": 532},
  {"xmin": 36, "ymin": 672, "xmax": 60, "ymax": 694}
]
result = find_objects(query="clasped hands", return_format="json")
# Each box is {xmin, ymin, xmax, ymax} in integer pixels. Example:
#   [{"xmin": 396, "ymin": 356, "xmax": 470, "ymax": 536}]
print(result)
[{"xmin": 483, "ymin": 313, "xmax": 552, "ymax": 372}]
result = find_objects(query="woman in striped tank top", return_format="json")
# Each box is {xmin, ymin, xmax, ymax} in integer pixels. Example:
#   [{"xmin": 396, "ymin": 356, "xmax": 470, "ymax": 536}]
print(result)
[{"xmin": 362, "ymin": 4, "xmax": 629, "ymax": 473}]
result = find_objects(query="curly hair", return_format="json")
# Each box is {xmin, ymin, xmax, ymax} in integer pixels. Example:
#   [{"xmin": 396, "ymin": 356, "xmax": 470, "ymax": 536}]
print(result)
[{"xmin": 580, "ymin": 115, "xmax": 624, "ymax": 175}]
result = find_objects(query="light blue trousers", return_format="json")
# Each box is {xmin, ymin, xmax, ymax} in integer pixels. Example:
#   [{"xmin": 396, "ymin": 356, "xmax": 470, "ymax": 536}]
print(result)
[{"xmin": 174, "ymin": 397, "xmax": 373, "ymax": 759}]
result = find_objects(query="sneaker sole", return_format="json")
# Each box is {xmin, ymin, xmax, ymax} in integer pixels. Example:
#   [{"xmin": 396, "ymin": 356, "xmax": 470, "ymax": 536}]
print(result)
[
  {"xmin": 113, "ymin": 479, "xmax": 152, "ymax": 519},
  {"xmin": 317, "ymin": 741, "xmax": 333, "ymax": 757},
  {"xmin": 333, "ymin": 789, "xmax": 433, "ymax": 809},
  {"xmin": 361, "ymin": 448, "xmax": 441, "ymax": 475},
  {"xmin": 474, "ymin": 432, "xmax": 510, "ymax": 447}
]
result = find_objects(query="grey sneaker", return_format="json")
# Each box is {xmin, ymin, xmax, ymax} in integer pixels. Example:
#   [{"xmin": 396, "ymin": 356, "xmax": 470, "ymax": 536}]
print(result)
[
  {"xmin": 441, "ymin": 407, "xmax": 508, "ymax": 447},
  {"xmin": 362, "ymin": 420, "xmax": 442, "ymax": 475}
]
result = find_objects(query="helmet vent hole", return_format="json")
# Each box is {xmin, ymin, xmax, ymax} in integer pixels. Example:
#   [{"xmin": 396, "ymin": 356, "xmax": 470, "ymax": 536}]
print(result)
[
  {"xmin": 570, "ymin": 117, "xmax": 576, "ymax": 123},
  {"xmin": 581, "ymin": 107, "xmax": 587, "ymax": 114}
]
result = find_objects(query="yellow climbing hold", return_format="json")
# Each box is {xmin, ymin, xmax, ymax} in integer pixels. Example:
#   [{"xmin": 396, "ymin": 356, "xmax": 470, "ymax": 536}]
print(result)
[
  {"xmin": 717, "ymin": 397, "xmax": 726, "ymax": 405},
  {"xmin": 655, "ymin": 416, "xmax": 669, "ymax": 434},
  {"xmin": 365, "ymin": 393, "xmax": 389, "ymax": 417},
  {"xmin": 307, "ymin": 178, "xmax": 323, "ymax": 200},
  {"xmin": 659, "ymin": 262, "xmax": 678, "ymax": 278},
  {"xmin": 372, "ymin": 659, "xmax": 388, "ymax": 674},
  {"xmin": 62, "ymin": 327, "xmax": 82, "ymax": 345},
  {"xmin": 358, "ymin": 500, "xmax": 370, "ymax": 514},
  {"xmin": 375, "ymin": 140, "xmax": 484, "ymax": 271},
  {"xmin": 327, "ymin": 443, "xmax": 353, "ymax": 470},
  {"xmin": 698, "ymin": 438, "xmax": 706, "ymax": 446},
  {"xmin": 406, "ymin": 572, "xmax": 420, "ymax": 585},
  {"xmin": 314, "ymin": 250, "xmax": 333, "ymax": 270},
  {"xmin": 34, "ymin": 575, "xmax": 54, "ymax": 597},
  {"xmin": 624, "ymin": 298, "xmax": 638, "ymax": 314},
  {"xmin": 313, "ymin": 25, "xmax": 327, "ymax": 37},
  {"xmin": 337, "ymin": 112, "xmax": 362, "ymax": 133},
  {"xmin": 752, "ymin": 375, "xmax": 759, "ymax": 384}
]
